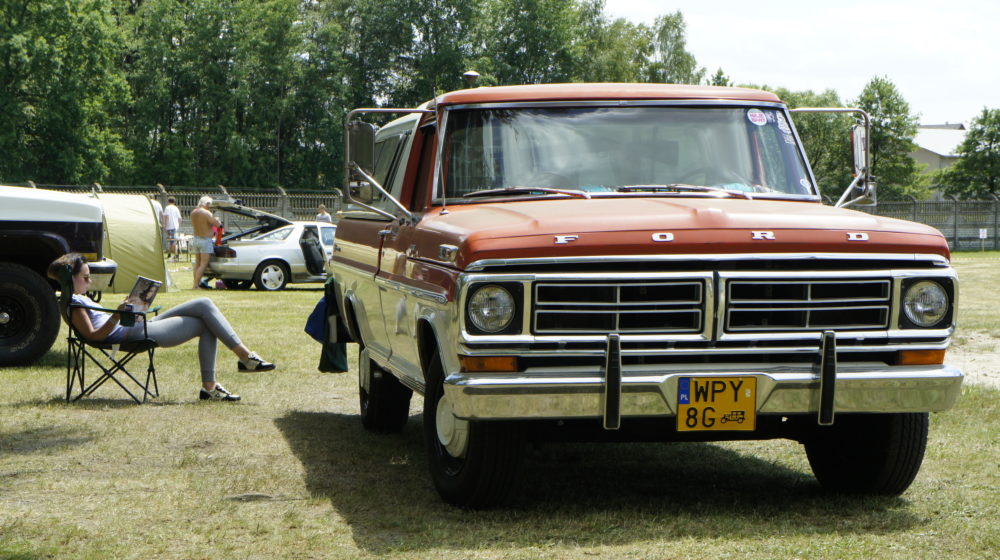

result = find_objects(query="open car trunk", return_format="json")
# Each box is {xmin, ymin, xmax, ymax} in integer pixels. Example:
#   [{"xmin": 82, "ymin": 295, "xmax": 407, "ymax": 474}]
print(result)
[{"xmin": 211, "ymin": 200, "xmax": 292, "ymax": 243}]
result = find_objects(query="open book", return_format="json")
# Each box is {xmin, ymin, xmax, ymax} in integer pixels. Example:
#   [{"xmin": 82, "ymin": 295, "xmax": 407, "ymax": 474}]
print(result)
[{"xmin": 125, "ymin": 276, "xmax": 162, "ymax": 312}]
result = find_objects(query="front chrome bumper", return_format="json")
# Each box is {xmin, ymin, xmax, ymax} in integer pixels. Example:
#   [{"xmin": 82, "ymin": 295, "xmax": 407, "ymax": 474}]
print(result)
[{"xmin": 443, "ymin": 362, "xmax": 964, "ymax": 421}]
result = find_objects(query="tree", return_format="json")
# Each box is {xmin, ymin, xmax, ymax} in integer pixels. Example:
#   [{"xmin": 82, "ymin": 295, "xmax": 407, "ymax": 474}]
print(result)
[
  {"xmin": 392, "ymin": 0, "xmax": 479, "ymax": 106},
  {"xmin": 567, "ymin": 1, "xmax": 651, "ymax": 83},
  {"xmin": 645, "ymin": 11, "xmax": 704, "ymax": 85},
  {"xmin": 768, "ymin": 87, "xmax": 853, "ymax": 202},
  {"xmin": 473, "ymin": 0, "xmax": 583, "ymax": 85},
  {"xmin": 942, "ymin": 108, "xmax": 1000, "ymax": 199},
  {"xmin": 853, "ymin": 76, "xmax": 926, "ymax": 200},
  {"xmin": 0, "ymin": 0, "xmax": 133, "ymax": 184},
  {"xmin": 708, "ymin": 68, "xmax": 731, "ymax": 87}
]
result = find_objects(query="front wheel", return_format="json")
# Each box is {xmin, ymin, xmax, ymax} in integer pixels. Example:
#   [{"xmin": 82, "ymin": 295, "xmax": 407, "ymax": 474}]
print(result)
[
  {"xmin": 253, "ymin": 260, "xmax": 289, "ymax": 291},
  {"xmin": 804, "ymin": 412, "xmax": 928, "ymax": 495},
  {"xmin": 359, "ymin": 347, "xmax": 412, "ymax": 433},
  {"xmin": 423, "ymin": 351, "xmax": 524, "ymax": 509}
]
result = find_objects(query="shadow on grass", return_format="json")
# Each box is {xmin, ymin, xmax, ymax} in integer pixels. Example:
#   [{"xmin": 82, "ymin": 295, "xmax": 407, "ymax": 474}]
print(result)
[
  {"xmin": 276, "ymin": 411, "xmax": 919, "ymax": 554},
  {"xmin": 0, "ymin": 426, "xmax": 92, "ymax": 455}
]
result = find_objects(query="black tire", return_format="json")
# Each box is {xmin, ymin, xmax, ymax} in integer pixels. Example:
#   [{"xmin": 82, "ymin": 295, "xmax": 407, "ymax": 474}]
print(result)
[
  {"xmin": 223, "ymin": 279, "xmax": 252, "ymax": 290},
  {"xmin": 804, "ymin": 412, "xmax": 929, "ymax": 495},
  {"xmin": 359, "ymin": 347, "xmax": 412, "ymax": 433},
  {"xmin": 253, "ymin": 260, "xmax": 289, "ymax": 291},
  {"xmin": 423, "ymin": 351, "xmax": 524, "ymax": 509},
  {"xmin": 0, "ymin": 262, "xmax": 60, "ymax": 366}
]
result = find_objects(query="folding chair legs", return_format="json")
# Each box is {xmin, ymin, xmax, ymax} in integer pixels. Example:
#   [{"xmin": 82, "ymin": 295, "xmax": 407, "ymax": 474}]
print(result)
[{"xmin": 66, "ymin": 338, "xmax": 158, "ymax": 404}]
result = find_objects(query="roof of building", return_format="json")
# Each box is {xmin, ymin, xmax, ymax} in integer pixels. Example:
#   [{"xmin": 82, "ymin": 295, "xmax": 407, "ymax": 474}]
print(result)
[{"xmin": 914, "ymin": 123, "xmax": 967, "ymax": 157}]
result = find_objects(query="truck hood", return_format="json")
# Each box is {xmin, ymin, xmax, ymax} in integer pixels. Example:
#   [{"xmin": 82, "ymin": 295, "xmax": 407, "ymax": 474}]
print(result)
[{"xmin": 414, "ymin": 197, "xmax": 950, "ymax": 268}]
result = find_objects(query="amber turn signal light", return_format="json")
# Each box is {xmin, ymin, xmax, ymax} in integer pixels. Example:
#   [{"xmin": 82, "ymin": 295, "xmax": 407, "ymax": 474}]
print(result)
[
  {"xmin": 897, "ymin": 349, "xmax": 945, "ymax": 365},
  {"xmin": 459, "ymin": 356, "xmax": 518, "ymax": 372}
]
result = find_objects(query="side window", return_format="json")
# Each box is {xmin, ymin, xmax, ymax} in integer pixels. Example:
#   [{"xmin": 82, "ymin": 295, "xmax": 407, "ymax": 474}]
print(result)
[
  {"xmin": 320, "ymin": 226, "xmax": 335, "ymax": 246},
  {"xmin": 374, "ymin": 135, "xmax": 403, "ymax": 187},
  {"xmin": 412, "ymin": 126, "xmax": 437, "ymax": 210},
  {"xmin": 371, "ymin": 133, "xmax": 407, "ymax": 213},
  {"xmin": 254, "ymin": 227, "xmax": 293, "ymax": 241}
]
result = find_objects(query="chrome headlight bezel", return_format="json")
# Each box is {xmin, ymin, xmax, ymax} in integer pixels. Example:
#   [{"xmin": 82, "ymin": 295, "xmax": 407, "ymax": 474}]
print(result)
[
  {"xmin": 465, "ymin": 283, "xmax": 522, "ymax": 335},
  {"xmin": 901, "ymin": 279, "xmax": 952, "ymax": 328}
]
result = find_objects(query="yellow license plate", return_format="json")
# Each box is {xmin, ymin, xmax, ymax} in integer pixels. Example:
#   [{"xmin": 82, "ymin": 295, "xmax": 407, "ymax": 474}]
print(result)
[{"xmin": 677, "ymin": 376, "xmax": 756, "ymax": 431}]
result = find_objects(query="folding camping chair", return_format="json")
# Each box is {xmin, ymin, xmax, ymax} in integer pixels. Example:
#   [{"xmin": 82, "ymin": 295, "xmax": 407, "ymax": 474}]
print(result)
[{"xmin": 58, "ymin": 266, "xmax": 160, "ymax": 404}]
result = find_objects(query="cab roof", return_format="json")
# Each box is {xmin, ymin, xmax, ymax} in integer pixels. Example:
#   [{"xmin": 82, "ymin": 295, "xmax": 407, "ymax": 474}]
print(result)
[{"xmin": 435, "ymin": 83, "xmax": 783, "ymax": 107}]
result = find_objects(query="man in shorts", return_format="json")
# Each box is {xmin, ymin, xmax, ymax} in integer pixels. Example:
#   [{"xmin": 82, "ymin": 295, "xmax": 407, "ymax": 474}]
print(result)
[
  {"xmin": 191, "ymin": 195, "xmax": 221, "ymax": 289},
  {"xmin": 162, "ymin": 197, "xmax": 182, "ymax": 260}
]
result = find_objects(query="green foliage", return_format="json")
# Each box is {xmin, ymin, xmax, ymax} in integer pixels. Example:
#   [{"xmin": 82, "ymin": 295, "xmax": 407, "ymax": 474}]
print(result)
[
  {"xmin": 0, "ymin": 0, "xmax": 133, "ymax": 183},
  {"xmin": 0, "ymin": 0, "xmax": 931, "ymax": 199},
  {"xmin": 646, "ymin": 11, "xmax": 704, "ymax": 84},
  {"xmin": 853, "ymin": 76, "xmax": 927, "ymax": 200},
  {"xmin": 770, "ymin": 87, "xmax": 853, "ymax": 201},
  {"xmin": 942, "ymin": 108, "xmax": 1000, "ymax": 199}
]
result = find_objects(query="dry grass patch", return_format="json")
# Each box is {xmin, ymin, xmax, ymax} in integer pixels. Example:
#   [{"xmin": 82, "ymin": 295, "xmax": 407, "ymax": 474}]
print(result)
[{"xmin": 1, "ymin": 259, "xmax": 998, "ymax": 559}]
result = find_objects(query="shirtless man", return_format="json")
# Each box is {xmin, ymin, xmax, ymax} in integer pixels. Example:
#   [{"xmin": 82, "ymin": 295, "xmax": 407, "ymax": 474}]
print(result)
[{"xmin": 191, "ymin": 195, "xmax": 220, "ymax": 289}]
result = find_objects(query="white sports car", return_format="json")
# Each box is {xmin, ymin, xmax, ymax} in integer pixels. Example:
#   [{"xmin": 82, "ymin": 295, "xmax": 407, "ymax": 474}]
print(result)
[{"xmin": 206, "ymin": 201, "xmax": 335, "ymax": 291}]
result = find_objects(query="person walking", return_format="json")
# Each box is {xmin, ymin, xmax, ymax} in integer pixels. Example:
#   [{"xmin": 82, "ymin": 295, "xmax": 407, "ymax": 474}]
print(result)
[
  {"xmin": 315, "ymin": 203, "xmax": 333, "ymax": 223},
  {"xmin": 191, "ymin": 195, "xmax": 220, "ymax": 290},
  {"xmin": 163, "ymin": 197, "xmax": 182, "ymax": 261}
]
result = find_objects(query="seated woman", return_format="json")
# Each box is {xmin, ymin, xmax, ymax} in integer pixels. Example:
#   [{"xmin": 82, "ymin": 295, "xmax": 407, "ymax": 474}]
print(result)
[{"xmin": 49, "ymin": 253, "xmax": 275, "ymax": 402}]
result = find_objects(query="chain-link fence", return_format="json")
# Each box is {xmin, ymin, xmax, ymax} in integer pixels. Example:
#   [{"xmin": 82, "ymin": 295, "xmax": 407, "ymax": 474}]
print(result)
[
  {"xmin": 859, "ymin": 198, "xmax": 1000, "ymax": 251},
  {"xmin": 13, "ymin": 183, "xmax": 1000, "ymax": 250}
]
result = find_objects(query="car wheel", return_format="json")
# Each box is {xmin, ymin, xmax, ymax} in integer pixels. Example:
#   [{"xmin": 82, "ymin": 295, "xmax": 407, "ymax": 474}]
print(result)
[
  {"xmin": 423, "ymin": 351, "xmax": 524, "ymax": 508},
  {"xmin": 223, "ymin": 279, "xmax": 252, "ymax": 290},
  {"xmin": 253, "ymin": 260, "xmax": 289, "ymax": 291},
  {"xmin": 359, "ymin": 347, "xmax": 412, "ymax": 433},
  {"xmin": 0, "ymin": 262, "xmax": 60, "ymax": 366},
  {"xmin": 804, "ymin": 412, "xmax": 928, "ymax": 495}
]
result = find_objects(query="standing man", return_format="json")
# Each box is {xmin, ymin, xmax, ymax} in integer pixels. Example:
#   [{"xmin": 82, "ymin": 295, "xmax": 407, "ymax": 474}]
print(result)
[
  {"xmin": 162, "ymin": 197, "xmax": 182, "ymax": 261},
  {"xmin": 191, "ymin": 195, "xmax": 220, "ymax": 290}
]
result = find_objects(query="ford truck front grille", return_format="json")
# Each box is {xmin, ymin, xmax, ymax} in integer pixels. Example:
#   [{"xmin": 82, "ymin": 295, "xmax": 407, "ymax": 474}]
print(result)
[
  {"xmin": 529, "ymin": 276, "xmax": 892, "ymax": 336},
  {"xmin": 725, "ymin": 279, "xmax": 891, "ymax": 332},
  {"xmin": 533, "ymin": 281, "xmax": 704, "ymax": 334}
]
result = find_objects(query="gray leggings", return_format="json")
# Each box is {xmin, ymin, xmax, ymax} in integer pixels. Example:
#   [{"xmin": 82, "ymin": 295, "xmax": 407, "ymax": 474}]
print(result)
[{"xmin": 125, "ymin": 298, "xmax": 242, "ymax": 383}]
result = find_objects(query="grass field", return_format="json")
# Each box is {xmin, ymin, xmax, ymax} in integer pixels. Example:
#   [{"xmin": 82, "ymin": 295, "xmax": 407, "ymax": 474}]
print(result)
[{"xmin": 1, "ymin": 255, "xmax": 998, "ymax": 559}]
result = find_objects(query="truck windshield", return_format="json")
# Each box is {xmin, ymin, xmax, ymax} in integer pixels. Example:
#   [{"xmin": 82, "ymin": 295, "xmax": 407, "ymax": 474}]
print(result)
[{"xmin": 442, "ymin": 106, "xmax": 813, "ymax": 200}]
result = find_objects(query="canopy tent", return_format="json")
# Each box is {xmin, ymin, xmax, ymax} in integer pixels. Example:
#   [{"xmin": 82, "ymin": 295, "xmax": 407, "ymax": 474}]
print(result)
[{"xmin": 97, "ymin": 194, "xmax": 170, "ymax": 292}]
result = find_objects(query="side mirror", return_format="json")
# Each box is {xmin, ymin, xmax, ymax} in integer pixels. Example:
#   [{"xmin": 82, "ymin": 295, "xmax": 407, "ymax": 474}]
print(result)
[
  {"xmin": 851, "ymin": 121, "xmax": 867, "ymax": 179},
  {"xmin": 349, "ymin": 181, "xmax": 374, "ymax": 204},
  {"xmin": 347, "ymin": 121, "xmax": 377, "ymax": 177}
]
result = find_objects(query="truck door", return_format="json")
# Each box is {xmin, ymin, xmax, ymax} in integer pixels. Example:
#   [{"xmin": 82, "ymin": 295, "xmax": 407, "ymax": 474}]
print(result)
[
  {"xmin": 334, "ymin": 131, "xmax": 412, "ymax": 361},
  {"xmin": 375, "ymin": 125, "xmax": 438, "ymax": 383}
]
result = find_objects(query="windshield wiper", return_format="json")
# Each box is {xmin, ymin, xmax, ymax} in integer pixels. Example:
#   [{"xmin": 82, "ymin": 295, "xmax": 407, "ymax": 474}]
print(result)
[
  {"xmin": 462, "ymin": 186, "xmax": 591, "ymax": 199},
  {"xmin": 615, "ymin": 184, "xmax": 751, "ymax": 200}
]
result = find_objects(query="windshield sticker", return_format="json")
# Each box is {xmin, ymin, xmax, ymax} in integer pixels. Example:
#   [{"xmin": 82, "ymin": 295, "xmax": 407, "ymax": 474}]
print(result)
[
  {"xmin": 783, "ymin": 133, "xmax": 795, "ymax": 144},
  {"xmin": 776, "ymin": 113, "xmax": 791, "ymax": 134},
  {"xmin": 747, "ymin": 109, "xmax": 767, "ymax": 126},
  {"xmin": 799, "ymin": 178, "xmax": 811, "ymax": 189}
]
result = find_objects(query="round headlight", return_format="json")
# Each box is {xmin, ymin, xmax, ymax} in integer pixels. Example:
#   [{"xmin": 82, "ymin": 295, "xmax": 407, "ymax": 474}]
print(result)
[
  {"xmin": 903, "ymin": 280, "xmax": 948, "ymax": 327},
  {"xmin": 468, "ymin": 285, "xmax": 515, "ymax": 333}
]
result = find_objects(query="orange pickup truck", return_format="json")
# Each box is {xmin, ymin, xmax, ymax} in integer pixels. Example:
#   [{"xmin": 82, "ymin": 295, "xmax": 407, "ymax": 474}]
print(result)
[{"xmin": 330, "ymin": 83, "xmax": 962, "ymax": 508}]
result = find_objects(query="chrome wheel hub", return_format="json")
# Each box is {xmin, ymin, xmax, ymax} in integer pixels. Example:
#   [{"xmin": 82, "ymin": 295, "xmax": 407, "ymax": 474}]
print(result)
[{"xmin": 435, "ymin": 395, "xmax": 469, "ymax": 459}]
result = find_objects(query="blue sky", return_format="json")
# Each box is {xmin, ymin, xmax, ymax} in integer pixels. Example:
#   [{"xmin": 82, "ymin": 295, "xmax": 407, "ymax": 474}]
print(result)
[{"xmin": 604, "ymin": 0, "xmax": 997, "ymax": 124}]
